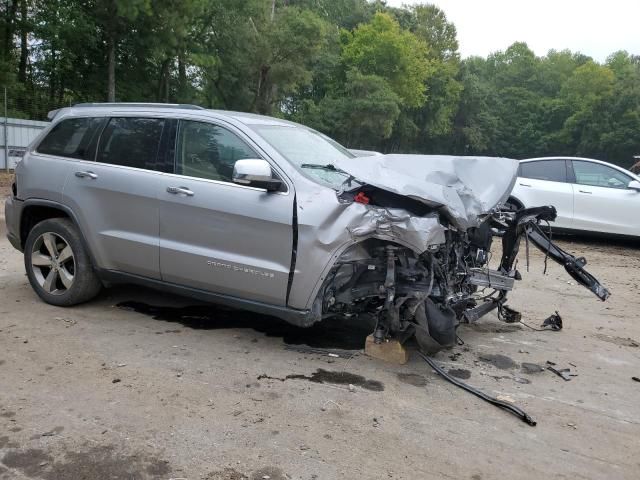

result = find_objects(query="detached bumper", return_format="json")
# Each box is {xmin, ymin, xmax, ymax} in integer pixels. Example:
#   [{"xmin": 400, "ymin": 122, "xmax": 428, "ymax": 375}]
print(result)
[{"xmin": 4, "ymin": 195, "xmax": 23, "ymax": 251}]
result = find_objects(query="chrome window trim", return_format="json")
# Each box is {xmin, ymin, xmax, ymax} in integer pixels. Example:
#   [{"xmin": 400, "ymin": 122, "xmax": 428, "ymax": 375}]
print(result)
[{"xmin": 31, "ymin": 153, "xmax": 289, "ymax": 196}]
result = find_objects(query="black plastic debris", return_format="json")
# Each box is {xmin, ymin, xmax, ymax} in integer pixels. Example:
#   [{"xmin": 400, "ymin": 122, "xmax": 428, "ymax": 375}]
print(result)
[
  {"xmin": 632, "ymin": 377, "xmax": 640, "ymax": 383},
  {"xmin": 541, "ymin": 311, "xmax": 563, "ymax": 331},
  {"xmin": 546, "ymin": 361, "xmax": 576, "ymax": 381},
  {"xmin": 419, "ymin": 352, "xmax": 536, "ymax": 427}
]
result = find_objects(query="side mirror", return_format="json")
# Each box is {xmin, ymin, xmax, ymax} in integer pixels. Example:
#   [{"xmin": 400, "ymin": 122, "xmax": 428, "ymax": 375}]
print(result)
[
  {"xmin": 232, "ymin": 159, "xmax": 283, "ymax": 192},
  {"xmin": 628, "ymin": 180, "xmax": 640, "ymax": 192}
]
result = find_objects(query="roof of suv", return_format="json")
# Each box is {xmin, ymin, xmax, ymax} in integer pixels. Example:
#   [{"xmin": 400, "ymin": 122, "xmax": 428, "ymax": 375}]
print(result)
[{"xmin": 49, "ymin": 103, "xmax": 300, "ymax": 129}]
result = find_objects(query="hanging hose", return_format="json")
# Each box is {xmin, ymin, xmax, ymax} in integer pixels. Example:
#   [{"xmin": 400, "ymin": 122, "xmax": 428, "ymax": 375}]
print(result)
[{"xmin": 418, "ymin": 352, "xmax": 537, "ymax": 427}]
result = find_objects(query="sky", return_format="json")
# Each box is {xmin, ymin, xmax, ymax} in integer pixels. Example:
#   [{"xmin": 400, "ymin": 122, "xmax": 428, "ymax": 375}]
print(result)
[{"xmin": 385, "ymin": 0, "xmax": 640, "ymax": 62}]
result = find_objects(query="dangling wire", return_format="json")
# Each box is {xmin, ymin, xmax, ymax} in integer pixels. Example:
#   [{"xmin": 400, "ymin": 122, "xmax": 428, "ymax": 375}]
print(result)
[
  {"xmin": 524, "ymin": 228, "xmax": 530, "ymax": 272},
  {"xmin": 543, "ymin": 220, "xmax": 553, "ymax": 275}
]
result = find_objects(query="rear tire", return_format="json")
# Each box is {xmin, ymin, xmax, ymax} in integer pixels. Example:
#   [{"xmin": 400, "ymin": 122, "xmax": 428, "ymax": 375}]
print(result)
[{"xmin": 24, "ymin": 218, "xmax": 102, "ymax": 306}]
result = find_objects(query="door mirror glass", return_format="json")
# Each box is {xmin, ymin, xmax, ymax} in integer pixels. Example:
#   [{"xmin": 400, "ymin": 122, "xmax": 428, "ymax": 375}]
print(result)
[
  {"xmin": 628, "ymin": 180, "xmax": 640, "ymax": 191},
  {"xmin": 232, "ymin": 159, "xmax": 282, "ymax": 191}
]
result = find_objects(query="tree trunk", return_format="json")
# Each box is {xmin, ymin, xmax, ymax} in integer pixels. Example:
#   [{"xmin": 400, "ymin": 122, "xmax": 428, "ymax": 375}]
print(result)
[
  {"xmin": 157, "ymin": 58, "xmax": 171, "ymax": 103},
  {"xmin": 107, "ymin": 35, "xmax": 116, "ymax": 102},
  {"xmin": 49, "ymin": 43, "xmax": 55, "ymax": 101},
  {"xmin": 178, "ymin": 53, "xmax": 187, "ymax": 102},
  {"xmin": 18, "ymin": 0, "xmax": 28, "ymax": 83},
  {"xmin": 4, "ymin": 0, "xmax": 18, "ymax": 62}
]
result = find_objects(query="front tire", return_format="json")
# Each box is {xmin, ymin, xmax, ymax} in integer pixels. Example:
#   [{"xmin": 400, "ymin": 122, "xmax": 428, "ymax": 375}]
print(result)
[{"xmin": 24, "ymin": 218, "xmax": 102, "ymax": 306}]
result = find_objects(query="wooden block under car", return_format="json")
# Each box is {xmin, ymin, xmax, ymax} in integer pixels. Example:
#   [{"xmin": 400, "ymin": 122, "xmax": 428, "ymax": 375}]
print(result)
[{"xmin": 364, "ymin": 334, "xmax": 409, "ymax": 364}]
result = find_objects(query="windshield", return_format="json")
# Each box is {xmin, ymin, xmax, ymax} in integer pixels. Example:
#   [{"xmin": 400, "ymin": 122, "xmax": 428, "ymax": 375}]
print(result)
[{"xmin": 250, "ymin": 123, "xmax": 356, "ymax": 188}]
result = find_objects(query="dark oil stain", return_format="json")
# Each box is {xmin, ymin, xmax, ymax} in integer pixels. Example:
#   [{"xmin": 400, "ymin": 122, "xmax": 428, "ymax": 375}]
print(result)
[
  {"xmin": 0, "ymin": 360, "xmax": 4, "ymax": 366},
  {"xmin": 521, "ymin": 362, "xmax": 545, "ymax": 374},
  {"xmin": 2, "ymin": 449, "xmax": 52, "ymax": 477},
  {"xmin": 0, "ymin": 411, "xmax": 15, "ymax": 418},
  {"xmin": 258, "ymin": 369, "xmax": 384, "ymax": 391},
  {"xmin": 9, "ymin": 427, "xmax": 21, "ymax": 433},
  {"xmin": 397, "ymin": 373, "xmax": 428, "ymax": 387},
  {"xmin": 448, "ymin": 368, "xmax": 471, "ymax": 379},
  {"xmin": 478, "ymin": 353, "xmax": 517, "ymax": 370},
  {"xmin": 0, "ymin": 436, "xmax": 9, "ymax": 448},
  {"xmin": 118, "ymin": 301, "xmax": 374, "ymax": 350},
  {"xmin": 463, "ymin": 323, "xmax": 522, "ymax": 334},
  {"xmin": 250, "ymin": 466, "xmax": 287, "ymax": 480},
  {"xmin": 593, "ymin": 334, "xmax": 639, "ymax": 348},
  {"xmin": 44, "ymin": 445, "xmax": 171, "ymax": 480},
  {"xmin": 206, "ymin": 467, "xmax": 248, "ymax": 479},
  {"xmin": 3, "ymin": 445, "xmax": 171, "ymax": 480}
]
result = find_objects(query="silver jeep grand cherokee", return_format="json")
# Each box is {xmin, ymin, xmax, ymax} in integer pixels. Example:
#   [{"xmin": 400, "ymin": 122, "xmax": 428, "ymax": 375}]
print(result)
[{"xmin": 4, "ymin": 103, "xmax": 609, "ymax": 353}]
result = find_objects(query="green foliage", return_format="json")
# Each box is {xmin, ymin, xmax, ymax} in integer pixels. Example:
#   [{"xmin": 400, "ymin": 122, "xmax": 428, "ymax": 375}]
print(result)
[
  {"xmin": 341, "ymin": 12, "xmax": 430, "ymax": 108},
  {"xmin": 0, "ymin": 0, "xmax": 637, "ymax": 166}
]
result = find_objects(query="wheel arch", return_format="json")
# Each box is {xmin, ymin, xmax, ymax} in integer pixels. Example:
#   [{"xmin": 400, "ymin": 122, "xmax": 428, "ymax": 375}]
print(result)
[
  {"xmin": 506, "ymin": 195, "xmax": 524, "ymax": 210},
  {"xmin": 19, "ymin": 200, "xmax": 97, "ymax": 266}
]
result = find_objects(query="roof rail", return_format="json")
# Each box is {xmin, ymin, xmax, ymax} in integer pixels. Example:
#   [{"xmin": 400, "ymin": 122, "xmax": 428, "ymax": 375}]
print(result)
[{"xmin": 71, "ymin": 102, "xmax": 206, "ymax": 110}]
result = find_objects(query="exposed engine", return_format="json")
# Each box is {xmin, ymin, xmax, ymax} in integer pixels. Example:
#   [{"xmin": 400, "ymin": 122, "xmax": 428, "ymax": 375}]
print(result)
[{"xmin": 319, "ymin": 204, "xmax": 610, "ymax": 354}]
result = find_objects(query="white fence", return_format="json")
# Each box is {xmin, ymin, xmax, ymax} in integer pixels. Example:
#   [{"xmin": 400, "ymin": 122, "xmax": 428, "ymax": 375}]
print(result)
[{"xmin": 1, "ymin": 117, "xmax": 49, "ymax": 170}]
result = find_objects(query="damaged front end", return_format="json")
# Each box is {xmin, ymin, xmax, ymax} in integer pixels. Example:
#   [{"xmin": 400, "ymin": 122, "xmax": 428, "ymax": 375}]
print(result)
[{"xmin": 309, "ymin": 155, "xmax": 610, "ymax": 354}]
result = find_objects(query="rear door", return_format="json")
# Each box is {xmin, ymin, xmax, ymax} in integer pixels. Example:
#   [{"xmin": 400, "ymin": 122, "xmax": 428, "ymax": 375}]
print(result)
[
  {"xmin": 570, "ymin": 160, "xmax": 639, "ymax": 236},
  {"xmin": 62, "ymin": 116, "xmax": 172, "ymax": 279},
  {"xmin": 514, "ymin": 159, "xmax": 574, "ymax": 228},
  {"xmin": 158, "ymin": 118, "xmax": 294, "ymax": 305}
]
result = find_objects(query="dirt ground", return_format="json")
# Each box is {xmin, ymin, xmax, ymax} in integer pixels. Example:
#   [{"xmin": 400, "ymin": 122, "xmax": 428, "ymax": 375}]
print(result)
[
  {"xmin": 0, "ymin": 173, "xmax": 12, "ymax": 197},
  {"xmin": 1, "ymin": 209, "xmax": 639, "ymax": 479}
]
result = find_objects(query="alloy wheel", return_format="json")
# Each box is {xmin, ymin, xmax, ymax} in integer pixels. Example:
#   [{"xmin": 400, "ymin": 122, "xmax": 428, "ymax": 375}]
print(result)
[{"xmin": 30, "ymin": 232, "xmax": 76, "ymax": 295}]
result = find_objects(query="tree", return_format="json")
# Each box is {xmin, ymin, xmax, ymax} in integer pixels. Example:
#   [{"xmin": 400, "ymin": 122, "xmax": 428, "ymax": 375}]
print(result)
[
  {"xmin": 92, "ymin": 0, "xmax": 151, "ymax": 101},
  {"xmin": 296, "ymin": 69, "xmax": 401, "ymax": 147},
  {"xmin": 341, "ymin": 12, "xmax": 430, "ymax": 108}
]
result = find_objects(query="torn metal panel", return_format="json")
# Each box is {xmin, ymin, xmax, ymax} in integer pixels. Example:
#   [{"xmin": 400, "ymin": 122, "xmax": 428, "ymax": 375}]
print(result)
[
  {"xmin": 287, "ymin": 184, "xmax": 446, "ymax": 311},
  {"xmin": 285, "ymin": 154, "xmax": 610, "ymax": 356},
  {"xmin": 346, "ymin": 208, "xmax": 446, "ymax": 252},
  {"xmin": 334, "ymin": 154, "xmax": 520, "ymax": 229}
]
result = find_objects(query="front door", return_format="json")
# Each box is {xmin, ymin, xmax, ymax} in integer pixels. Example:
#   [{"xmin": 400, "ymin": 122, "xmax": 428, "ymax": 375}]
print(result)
[
  {"xmin": 158, "ymin": 119, "xmax": 294, "ymax": 305},
  {"xmin": 570, "ymin": 160, "xmax": 640, "ymax": 236}
]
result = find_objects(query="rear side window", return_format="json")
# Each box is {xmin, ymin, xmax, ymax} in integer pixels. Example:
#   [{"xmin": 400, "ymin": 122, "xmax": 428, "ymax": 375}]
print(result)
[
  {"xmin": 97, "ymin": 117, "xmax": 165, "ymax": 169},
  {"xmin": 37, "ymin": 117, "xmax": 105, "ymax": 160},
  {"xmin": 519, "ymin": 160, "xmax": 567, "ymax": 182}
]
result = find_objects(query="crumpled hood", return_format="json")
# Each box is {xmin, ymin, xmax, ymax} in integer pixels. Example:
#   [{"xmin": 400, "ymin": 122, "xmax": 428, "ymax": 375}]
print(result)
[{"xmin": 334, "ymin": 154, "xmax": 520, "ymax": 229}]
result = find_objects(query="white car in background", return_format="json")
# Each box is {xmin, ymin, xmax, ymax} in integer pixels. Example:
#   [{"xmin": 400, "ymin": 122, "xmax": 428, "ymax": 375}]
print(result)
[{"xmin": 507, "ymin": 156, "xmax": 640, "ymax": 238}]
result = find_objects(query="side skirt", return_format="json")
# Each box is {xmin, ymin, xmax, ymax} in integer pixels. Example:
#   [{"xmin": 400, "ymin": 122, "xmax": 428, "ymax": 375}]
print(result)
[{"xmin": 97, "ymin": 269, "xmax": 313, "ymax": 327}]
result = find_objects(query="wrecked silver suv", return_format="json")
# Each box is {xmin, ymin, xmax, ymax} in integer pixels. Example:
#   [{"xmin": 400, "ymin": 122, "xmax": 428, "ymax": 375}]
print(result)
[{"xmin": 4, "ymin": 104, "xmax": 609, "ymax": 353}]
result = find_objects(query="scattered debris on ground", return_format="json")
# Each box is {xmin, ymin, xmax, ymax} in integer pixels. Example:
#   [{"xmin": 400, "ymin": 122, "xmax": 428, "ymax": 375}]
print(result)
[
  {"xmin": 546, "ymin": 361, "xmax": 577, "ymax": 381},
  {"xmin": 420, "ymin": 352, "xmax": 536, "ymax": 426}
]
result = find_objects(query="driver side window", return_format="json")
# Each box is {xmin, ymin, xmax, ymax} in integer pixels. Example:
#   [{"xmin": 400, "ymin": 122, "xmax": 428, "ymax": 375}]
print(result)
[
  {"xmin": 572, "ymin": 160, "xmax": 631, "ymax": 189},
  {"xmin": 176, "ymin": 120, "xmax": 258, "ymax": 182}
]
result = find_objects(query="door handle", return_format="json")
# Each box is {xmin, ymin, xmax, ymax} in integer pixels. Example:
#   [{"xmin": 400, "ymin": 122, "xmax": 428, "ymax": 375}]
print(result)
[
  {"xmin": 75, "ymin": 171, "xmax": 98, "ymax": 179},
  {"xmin": 519, "ymin": 183, "xmax": 532, "ymax": 187},
  {"xmin": 167, "ymin": 186, "xmax": 194, "ymax": 196},
  {"xmin": 579, "ymin": 190, "xmax": 592, "ymax": 194}
]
